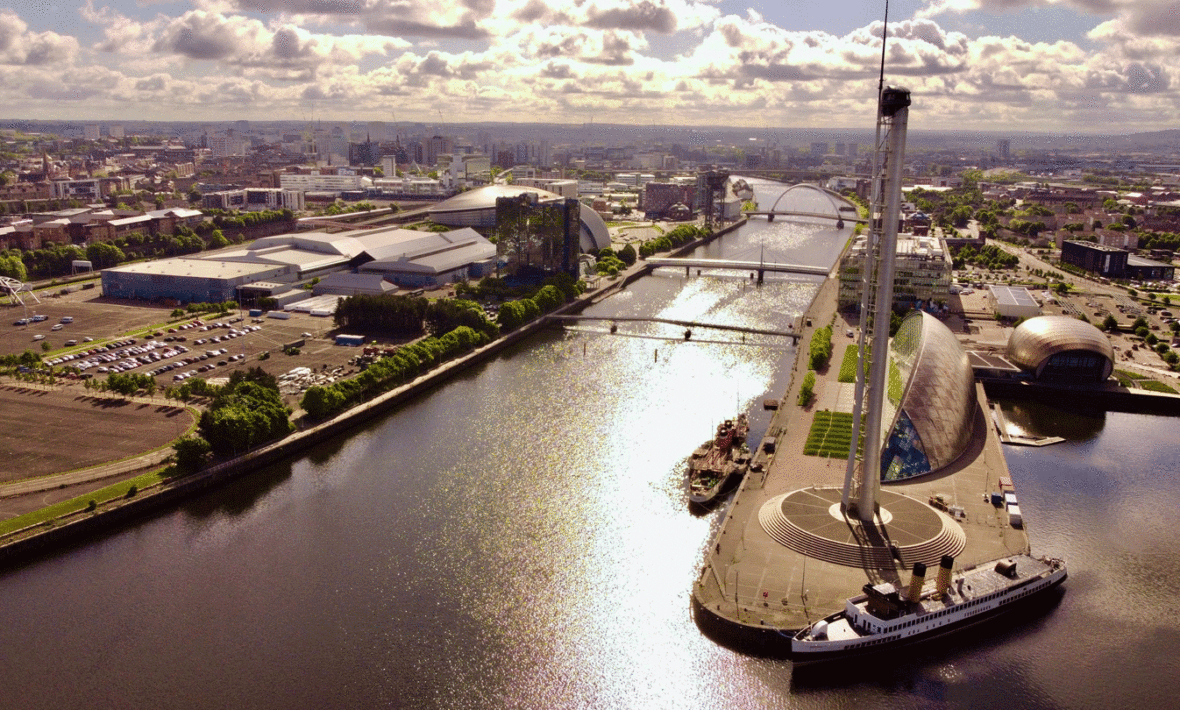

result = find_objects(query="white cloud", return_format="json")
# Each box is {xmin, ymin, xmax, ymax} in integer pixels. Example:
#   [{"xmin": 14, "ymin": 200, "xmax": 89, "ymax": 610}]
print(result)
[
  {"xmin": 1, "ymin": 0, "xmax": 1179, "ymax": 129},
  {"xmin": 136, "ymin": 9, "xmax": 406, "ymax": 79},
  {"xmin": 0, "ymin": 9, "xmax": 79, "ymax": 65}
]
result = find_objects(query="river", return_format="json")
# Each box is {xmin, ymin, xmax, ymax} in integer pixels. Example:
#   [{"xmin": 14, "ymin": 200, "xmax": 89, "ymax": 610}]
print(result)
[{"xmin": 1, "ymin": 182, "xmax": 1178, "ymax": 709}]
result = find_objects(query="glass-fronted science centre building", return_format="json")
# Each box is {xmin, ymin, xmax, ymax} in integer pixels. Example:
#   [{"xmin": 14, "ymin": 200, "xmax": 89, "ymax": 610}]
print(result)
[
  {"xmin": 871, "ymin": 312, "xmax": 1115, "ymax": 483},
  {"xmin": 878, "ymin": 311, "xmax": 977, "ymax": 482}
]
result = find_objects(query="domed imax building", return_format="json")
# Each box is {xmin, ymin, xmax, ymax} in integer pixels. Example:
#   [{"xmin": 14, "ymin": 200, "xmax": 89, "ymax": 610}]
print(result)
[
  {"xmin": 426, "ymin": 185, "xmax": 611, "ymax": 253},
  {"xmin": 879, "ymin": 312, "xmax": 978, "ymax": 482},
  {"xmin": 1006, "ymin": 315, "xmax": 1114, "ymax": 383}
]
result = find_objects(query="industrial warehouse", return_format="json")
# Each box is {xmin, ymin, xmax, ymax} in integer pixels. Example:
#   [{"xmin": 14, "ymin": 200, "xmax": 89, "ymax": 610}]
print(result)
[
  {"xmin": 99, "ymin": 184, "xmax": 617, "ymax": 308},
  {"xmin": 100, "ymin": 225, "xmax": 498, "ymax": 305}
]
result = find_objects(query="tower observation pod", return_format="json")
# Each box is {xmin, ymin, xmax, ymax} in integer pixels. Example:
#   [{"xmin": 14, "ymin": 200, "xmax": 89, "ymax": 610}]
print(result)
[{"xmin": 841, "ymin": 86, "xmax": 911, "ymax": 523}]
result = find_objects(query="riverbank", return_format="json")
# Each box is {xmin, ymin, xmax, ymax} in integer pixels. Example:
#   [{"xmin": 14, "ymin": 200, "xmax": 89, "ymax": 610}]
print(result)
[{"xmin": 0, "ymin": 220, "xmax": 749, "ymax": 565}]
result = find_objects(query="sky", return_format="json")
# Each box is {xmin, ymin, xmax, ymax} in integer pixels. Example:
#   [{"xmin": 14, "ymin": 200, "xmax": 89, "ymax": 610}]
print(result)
[{"xmin": 1, "ymin": 0, "xmax": 1177, "ymax": 133}]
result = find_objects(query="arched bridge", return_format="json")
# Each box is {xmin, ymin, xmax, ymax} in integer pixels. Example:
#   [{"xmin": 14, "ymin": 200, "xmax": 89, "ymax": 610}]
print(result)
[{"xmin": 746, "ymin": 184, "xmax": 865, "ymax": 224}]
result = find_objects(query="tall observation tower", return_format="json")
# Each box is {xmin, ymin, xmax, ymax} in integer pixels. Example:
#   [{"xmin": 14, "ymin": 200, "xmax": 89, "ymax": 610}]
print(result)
[{"xmin": 841, "ymin": 86, "xmax": 912, "ymax": 523}]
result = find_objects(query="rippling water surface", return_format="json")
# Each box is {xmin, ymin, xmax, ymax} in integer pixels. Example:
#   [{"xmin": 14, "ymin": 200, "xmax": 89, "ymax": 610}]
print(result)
[{"xmin": 2, "ymin": 182, "xmax": 1178, "ymax": 709}]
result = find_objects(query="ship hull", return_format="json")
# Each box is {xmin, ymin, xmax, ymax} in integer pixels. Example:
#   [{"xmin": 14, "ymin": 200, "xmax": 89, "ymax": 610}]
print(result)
[{"xmin": 790, "ymin": 564, "xmax": 1067, "ymax": 665}]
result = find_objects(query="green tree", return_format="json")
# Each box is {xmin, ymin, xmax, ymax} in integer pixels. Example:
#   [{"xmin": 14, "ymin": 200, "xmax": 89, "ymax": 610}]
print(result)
[
  {"xmin": 618, "ymin": 243, "xmax": 637, "ymax": 266},
  {"xmin": 808, "ymin": 325, "xmax": 833, "ymax": 370},
  {"xmin": 797, "ymin": 371, "xmax": 816, "ymax": 407},
  {"xmin": 0, "ymin": 253, "xmax": 27, "ymax": 280},
  {"xmin": 1102, "ymin": 314, "xmax": 1119, "ymax": 332},
  {"xmin": 197, "ymin": 374, "xmax": 290, "ymax": 457},
  {"xmin": 173, "ymin": 436, "xmax": 212, "ymax": 472},
  {"xmin": 86, "ymin": 242, "xmax": 126, "ymax": 269}
]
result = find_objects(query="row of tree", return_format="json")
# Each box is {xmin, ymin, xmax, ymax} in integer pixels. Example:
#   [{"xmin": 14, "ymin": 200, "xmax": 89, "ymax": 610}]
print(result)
[
  {"xmin": 300, "ymin": 325, "xmax": 492, "ymax": 420},
  {"xmin": 637, "ymin": 224, "xmax": 710, "ymax": 258}
]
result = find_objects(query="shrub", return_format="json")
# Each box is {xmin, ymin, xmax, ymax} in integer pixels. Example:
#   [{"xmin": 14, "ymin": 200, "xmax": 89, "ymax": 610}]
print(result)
[
  {"xmin": 809, "ymin": 325, "xmax": 833, "ymax": 370},
  {"xmin": 798, "ymin": 371, "xmax": 816, "ymax": 406}
]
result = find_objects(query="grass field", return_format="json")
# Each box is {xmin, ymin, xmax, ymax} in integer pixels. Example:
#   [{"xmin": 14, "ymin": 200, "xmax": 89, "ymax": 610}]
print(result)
[
  {"xmin": 803, "ymin": 410, "xmax": 863, "ymax": 459},
  {"xmin": 838, "ymin": 343, "xmax": 869, "ymax": 383},
  {"xmin": 0, "ymin": 468, "xmax": 167, "ymax": 538},
  {"xmin": 1114, "ymin": 368, "xmax": 1178, "ymax": 393}
]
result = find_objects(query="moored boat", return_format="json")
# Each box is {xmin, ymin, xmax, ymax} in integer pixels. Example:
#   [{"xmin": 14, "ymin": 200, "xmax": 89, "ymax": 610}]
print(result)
[
  {"xmin": 790, "ymin": 554, "xmax": 1067, "ymax": 664},
  {"xmin": 688, "ymin": 414, "xmax": 750, "ymax": 507}
]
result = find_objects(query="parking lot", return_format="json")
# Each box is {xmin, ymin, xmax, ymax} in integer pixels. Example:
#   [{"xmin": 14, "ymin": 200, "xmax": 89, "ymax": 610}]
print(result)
[{"xmin": 5, "ymin": 285, "xmax": 429, "ymax": 409}]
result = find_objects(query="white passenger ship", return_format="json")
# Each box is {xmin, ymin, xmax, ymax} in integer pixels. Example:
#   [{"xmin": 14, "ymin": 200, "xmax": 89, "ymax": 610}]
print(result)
[{"xmin": 790, "ymin": 554, "xmax": 1067, "ymax": 664}]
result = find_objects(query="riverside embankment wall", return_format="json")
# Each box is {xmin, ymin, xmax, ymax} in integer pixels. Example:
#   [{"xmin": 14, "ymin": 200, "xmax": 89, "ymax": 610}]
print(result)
[{"xmin": 0, "ymin": 220, "xmax": 749, "ymax": 565}]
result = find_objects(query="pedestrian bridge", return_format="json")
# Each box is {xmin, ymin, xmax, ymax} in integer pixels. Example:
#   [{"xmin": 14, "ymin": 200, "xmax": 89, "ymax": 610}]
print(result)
[
  {"xmin": 645, "ymin": 257, "xmax": 831, "ymax": 278},
  {"xmin": 547, "ymin": 314, "xmax": 799, "ymax": 342}
]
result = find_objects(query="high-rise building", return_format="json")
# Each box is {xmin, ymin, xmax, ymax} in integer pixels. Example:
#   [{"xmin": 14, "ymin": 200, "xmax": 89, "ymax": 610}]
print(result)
[
  {"xmin": 997, "ymin": 139, "xmax": 1010, "ymax": 161},
  {"xmin": 427, "ymin": 135, "xmax": 453, "ymax": 166},
  {"xmin": 810, "ymin": 141, "xmax": 829, "ymax": 156}
]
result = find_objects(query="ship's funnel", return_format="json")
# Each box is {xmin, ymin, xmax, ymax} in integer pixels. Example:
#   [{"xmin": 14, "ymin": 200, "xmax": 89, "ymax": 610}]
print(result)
[
  {"xmin": 907, "ymin": 561, "xmax": 927, "ymax": 603},
  {"xmin": 936, "ymin": 555, "xmax": 954, "ymax": 598}
]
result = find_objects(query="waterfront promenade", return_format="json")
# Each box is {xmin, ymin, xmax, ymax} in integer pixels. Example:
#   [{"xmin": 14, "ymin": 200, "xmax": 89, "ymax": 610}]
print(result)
[{"xmin": 692, "ymin": 266, "xmax": 1032, "ymax": 639}]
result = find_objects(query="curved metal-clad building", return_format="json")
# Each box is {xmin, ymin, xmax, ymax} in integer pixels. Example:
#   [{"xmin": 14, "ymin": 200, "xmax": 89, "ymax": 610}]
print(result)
[
  {"xmin": 1006, "ymin": 315, "xmax": 1114, "ymax": 382},
  {"xmin": 427, "ymin": 185, "xmax": 611, "ymax": 252},
  {"xmin": 881, "ymin": 311, "xmax": 977, "ymax": 482}
]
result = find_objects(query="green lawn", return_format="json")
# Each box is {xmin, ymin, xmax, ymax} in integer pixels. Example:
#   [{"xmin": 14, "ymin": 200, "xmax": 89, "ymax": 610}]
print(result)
[
  {"xmin": 803, "ymin": 410, "xmax": 863, "ymax": 459},
  {"xmin": 1113, "ymin": 369, "xmax": 1178, "ymax": 393},
  {"xmin": 838, "ymin": 344, "xmax": 862, "ymax": 383},
  {"xmin": 0, "ymin": 469, "xmax": 168, "ymax": 538}
]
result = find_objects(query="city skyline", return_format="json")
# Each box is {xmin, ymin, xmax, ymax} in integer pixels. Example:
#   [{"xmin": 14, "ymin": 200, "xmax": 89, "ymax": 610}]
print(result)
[{"xmin": 1, "ymin": 0, "xmax": 1175, "ymax": 133}]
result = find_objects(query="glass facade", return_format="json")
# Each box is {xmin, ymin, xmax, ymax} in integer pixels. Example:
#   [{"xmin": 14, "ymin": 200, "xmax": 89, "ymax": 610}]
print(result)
[
  {"xmin": 838, "ymin": 235, "xmax": 953, "ymax": 310},
  {"xmin": 880, "ymin": 312, "xmax": 977, "ymax": 482}
]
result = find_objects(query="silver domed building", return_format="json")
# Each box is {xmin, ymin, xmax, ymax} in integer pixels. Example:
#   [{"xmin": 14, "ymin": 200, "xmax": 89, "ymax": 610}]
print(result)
[
  {"xmin": 880, "ymin": 311, "xmax": 977, "ymax": 482},
  {"xmin": 427, "ymin": 185, "xmax": 611, "ymax": 252},
  {"xmin": 1006, "ymin": 315, "xmax": 1114, "ymax": 382}
]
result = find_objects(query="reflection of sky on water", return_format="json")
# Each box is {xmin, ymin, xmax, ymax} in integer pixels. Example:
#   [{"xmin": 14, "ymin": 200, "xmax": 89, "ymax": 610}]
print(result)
[{"xmin": 996, "ymin": 398, "xmax": 1105, "ymax": 441}]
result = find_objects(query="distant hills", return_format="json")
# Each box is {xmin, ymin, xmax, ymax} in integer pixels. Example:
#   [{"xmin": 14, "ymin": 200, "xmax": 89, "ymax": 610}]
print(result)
[{"xmin": 3, "ymin": 118, "xmax": 1179, "ymax": 154}]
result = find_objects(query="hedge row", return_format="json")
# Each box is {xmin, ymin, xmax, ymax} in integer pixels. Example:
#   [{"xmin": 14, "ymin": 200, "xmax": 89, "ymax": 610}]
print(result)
[{"xmin": 809, "ymin": 325, "xmax": 833, "ymax": 370}]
